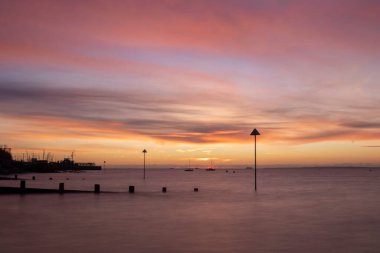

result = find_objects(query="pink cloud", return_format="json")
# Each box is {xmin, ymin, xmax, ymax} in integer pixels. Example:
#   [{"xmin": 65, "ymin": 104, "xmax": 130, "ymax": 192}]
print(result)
[{"xmin": 2, "ymin": 1, "xmax": 379, "ymax": 58}]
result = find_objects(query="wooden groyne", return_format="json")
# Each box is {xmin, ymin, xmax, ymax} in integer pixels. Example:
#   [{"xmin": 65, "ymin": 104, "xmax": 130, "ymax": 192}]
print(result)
[
  {"xmin": 0, "ymin": 186, "xmax": 90, "ymax": 194},
  {"xmin": 0, "ymin": 180, "xmax": 103, "ymax": 194},
  {"xmin": 0, "ymin": 179, "xmax": 199, "ymax": 195},
  {"xmin": 0, "ymin": 175, "xmax": 21, "ymax": 180}
]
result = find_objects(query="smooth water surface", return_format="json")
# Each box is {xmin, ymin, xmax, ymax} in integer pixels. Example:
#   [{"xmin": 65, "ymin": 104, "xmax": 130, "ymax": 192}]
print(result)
[{"xmin": 1, "ymin": 168, "xmax": 379, "ymax": 253}]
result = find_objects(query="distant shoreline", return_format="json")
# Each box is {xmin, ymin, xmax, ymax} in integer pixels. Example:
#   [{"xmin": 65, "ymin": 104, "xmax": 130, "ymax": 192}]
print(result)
[
  {"xmin": 262, "ymin": 166, "xmax": 380, "ymax": 170},
  {"xmin": 1, "ymin": 166, "xmax": 378, "ymax": 176}
]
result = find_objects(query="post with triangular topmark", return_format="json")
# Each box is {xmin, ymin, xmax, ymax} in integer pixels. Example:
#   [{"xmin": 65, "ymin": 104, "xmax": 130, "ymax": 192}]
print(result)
[
  {"xmin": 142, "ymin": 149, "xmax": 147, "ymax": 179},
  {"xmin": 250, "ymin": 128, "xmax": 260, "ymax": 191}
]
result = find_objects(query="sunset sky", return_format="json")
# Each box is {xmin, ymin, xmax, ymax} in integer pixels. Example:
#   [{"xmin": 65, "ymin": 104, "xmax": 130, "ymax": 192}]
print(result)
[{"xmin": 0, "ymin": 0, "xmax": 379, "ymax": 167}]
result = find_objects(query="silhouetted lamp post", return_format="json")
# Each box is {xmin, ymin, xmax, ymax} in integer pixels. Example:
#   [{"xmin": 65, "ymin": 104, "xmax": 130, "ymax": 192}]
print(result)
[
  {"xmin": 250, "ymin": 128, "xmax": 260, "ymax": 191},
  {"xmin": 142, "ymin": 149, "xmax": 147, "ymax": 179}
]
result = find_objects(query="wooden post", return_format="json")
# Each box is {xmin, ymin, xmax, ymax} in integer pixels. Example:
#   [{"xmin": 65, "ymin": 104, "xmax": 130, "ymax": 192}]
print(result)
[
  {"xmin": 20, "ymin": 180, "xmax": 26, "ymax": 191},
  {"xmin": 94, "ymin": 184, "xmax": 100, "ymax": 193},
  {"xmin": 59, "ymin": 183, "xmax": 64, "ymax": 193},
  {"xmin": 20, "ymin": 180, "xmax": 26, "ymax": 194}
]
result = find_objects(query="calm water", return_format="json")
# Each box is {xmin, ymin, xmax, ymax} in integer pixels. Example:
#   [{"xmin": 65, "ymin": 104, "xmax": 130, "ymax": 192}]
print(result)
[{"xmin": 0, "ymin": 168, "xmax": 379, "ymax": 253}]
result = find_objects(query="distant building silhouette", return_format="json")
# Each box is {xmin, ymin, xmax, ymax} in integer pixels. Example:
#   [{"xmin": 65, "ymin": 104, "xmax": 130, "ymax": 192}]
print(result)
[{"xmin": 0, "ymin": 145, "xmax": 13, "ymax": 170}]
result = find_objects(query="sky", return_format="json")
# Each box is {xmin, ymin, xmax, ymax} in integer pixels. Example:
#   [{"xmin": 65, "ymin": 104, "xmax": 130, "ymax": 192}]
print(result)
[{"xmin": 0, "ymin": 0, "xmax": 379, "ymax": 167}]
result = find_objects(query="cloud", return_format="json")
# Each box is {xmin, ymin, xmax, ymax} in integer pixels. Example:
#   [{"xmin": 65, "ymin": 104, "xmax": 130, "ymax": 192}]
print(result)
[
  {"xmin": 340, "ymin": 121, "xmax": 380, "ymax": 129},
  {"xmin": 1, "ymin": 1, "xmax": 380, "ymax": 150},
  {"xmin": 0, "ymin": 84, "xmax": 252, "ymax": 143},
  {"xmin": 1, "ymin": 0, "xmax": 379, "ymax": 62},
  {"xmin": 2, "ymin": 81, "xmax": 380, "ymax": 145}
]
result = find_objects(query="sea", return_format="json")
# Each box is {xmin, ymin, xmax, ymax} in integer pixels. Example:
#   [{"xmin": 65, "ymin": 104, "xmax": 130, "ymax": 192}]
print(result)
[{"xmin": 0, "ymin": 167, "xmax": 379, "ymax": 253}]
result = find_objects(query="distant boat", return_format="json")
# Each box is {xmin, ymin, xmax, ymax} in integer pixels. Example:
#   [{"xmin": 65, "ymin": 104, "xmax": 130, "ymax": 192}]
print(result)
[
  {"xmin": 184, "ymin": 159, "xmax": 194, "ymax": 171},
  {"xmin": 206, "ymin": 159, "xmax": 216, "ymax": 171}
]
